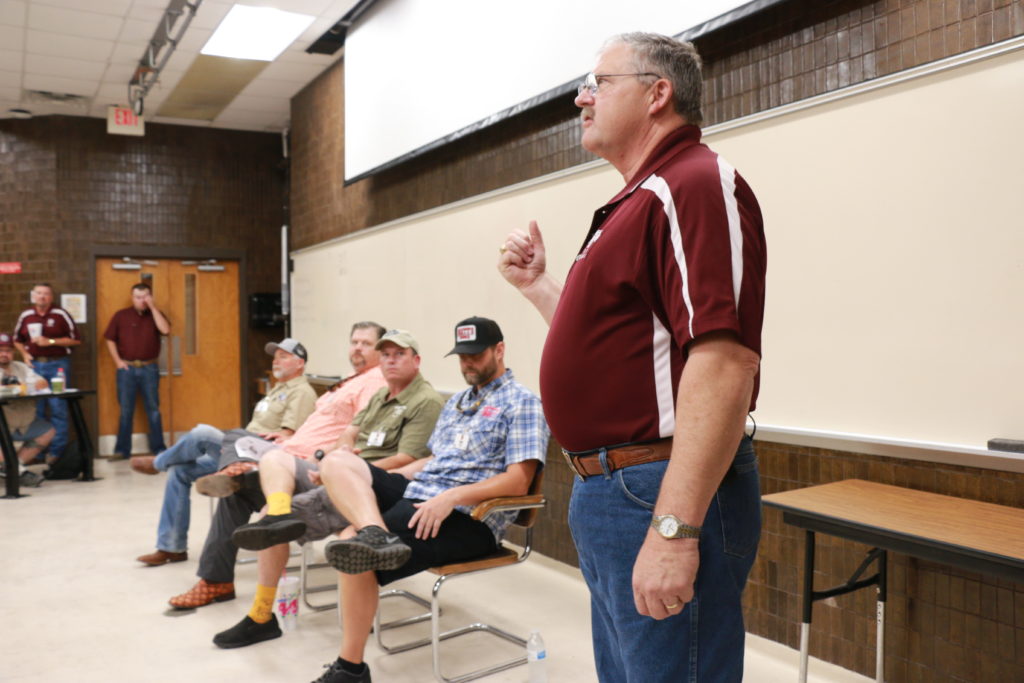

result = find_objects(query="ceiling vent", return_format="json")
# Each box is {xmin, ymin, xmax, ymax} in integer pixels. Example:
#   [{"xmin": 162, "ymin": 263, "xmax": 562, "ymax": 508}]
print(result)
[{"xmin": 23, "ymin": 89, "xmax": 92, "ymax": 111}]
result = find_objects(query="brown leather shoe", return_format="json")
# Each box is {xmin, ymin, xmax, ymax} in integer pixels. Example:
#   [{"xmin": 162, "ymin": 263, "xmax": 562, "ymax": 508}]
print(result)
[
  {"xmin": 137, "ymin": 549, "xmax": 187, "ymax": 566},
  {"xmin": 130, "ymin": 455, "xmax": 159, "ymax": 475},
  {"xmin": 196, "ymin": 472, "xmax": 242, "ymax": 498},
  {"xmin": 169, "ymin": 579, "xmax": 236, "ymax": 609}
]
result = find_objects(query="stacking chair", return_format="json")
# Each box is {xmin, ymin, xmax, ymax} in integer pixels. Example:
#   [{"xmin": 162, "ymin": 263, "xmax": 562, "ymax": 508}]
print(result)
[{"xmin": 371, "ymin": 467, "xmax": 546, "ymax": 683}]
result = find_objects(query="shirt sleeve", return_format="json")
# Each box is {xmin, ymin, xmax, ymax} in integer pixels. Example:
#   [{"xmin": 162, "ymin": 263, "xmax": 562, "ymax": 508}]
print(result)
[
  {"xmin": 281, "ymin": 384, "xmax": 317, "ymax": 432},
  {"xmin": 502, "ymin": 393, "xmax": 550, "ymax": 467},
  {"xmin": 396, "ymin": 394, "xmax": 443, "ymax": 459},
  {"xmin": 103, "ymin": 312, "xmax": 119, "ymax": 342},
  {"xmin": 640, "ymin": 161, "xmax": 763, "ymax": 353}
]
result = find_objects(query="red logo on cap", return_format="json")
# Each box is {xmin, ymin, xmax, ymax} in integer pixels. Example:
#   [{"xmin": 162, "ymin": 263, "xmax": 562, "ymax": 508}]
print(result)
[{"xmin": 456, "ymin": 325, "xmax": 477, "ymax": 342}]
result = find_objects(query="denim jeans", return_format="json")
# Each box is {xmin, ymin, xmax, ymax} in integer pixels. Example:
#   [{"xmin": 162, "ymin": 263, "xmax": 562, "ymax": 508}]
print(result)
[
  {"xmin": 154, "ymin": 424, "xmax": 224, "ymax": 553},
  {"xmin": 568, "ymin": 436, "xmax": 760, "ymax": 683},
  {"xmin": 32, "ymin": 356, "xmax": 71, "ymax": 459},
  {"xmin": 115, "ymin": 363, "xmax": 166, "ymax": 456}
]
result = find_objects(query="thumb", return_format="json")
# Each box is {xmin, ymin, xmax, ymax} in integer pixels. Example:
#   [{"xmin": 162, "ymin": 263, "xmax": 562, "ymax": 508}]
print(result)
[{"xmin": 528, "ymin": 220, "xmax": 545, "ymax": 250}]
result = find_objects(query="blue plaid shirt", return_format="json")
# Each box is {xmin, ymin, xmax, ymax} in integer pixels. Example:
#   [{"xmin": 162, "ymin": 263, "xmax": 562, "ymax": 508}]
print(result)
[{"xmin": 404, "ymin": 369, "xmax": 549, "ymax": 541}]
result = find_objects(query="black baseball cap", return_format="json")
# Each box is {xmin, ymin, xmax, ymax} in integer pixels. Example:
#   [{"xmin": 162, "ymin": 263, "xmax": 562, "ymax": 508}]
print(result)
[{"xmin": 446, "ymin": 317, "xmax": 503, "ymax": 356}]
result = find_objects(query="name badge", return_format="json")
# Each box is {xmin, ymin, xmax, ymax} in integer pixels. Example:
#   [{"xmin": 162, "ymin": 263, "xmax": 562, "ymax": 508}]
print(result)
[
  {"xmin": 255, "ymin": 399, "xmax": 269, "ymax": 412},
  {"xmin": 454, "ymin": 431, "xmax": 469, "ymax": 450},
  {"xmin": 367, "ymin": 430, "xmax": 386, "ymax": 447}
]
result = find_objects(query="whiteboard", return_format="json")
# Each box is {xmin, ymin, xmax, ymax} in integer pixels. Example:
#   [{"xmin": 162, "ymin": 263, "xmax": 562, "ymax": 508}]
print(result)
[{"xmin": 295, "ymin": 45, "xmax": 1024, "ymax": 451}]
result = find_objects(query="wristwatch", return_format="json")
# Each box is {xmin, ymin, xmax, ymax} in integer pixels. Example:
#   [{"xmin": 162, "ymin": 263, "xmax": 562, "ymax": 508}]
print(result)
[
  {"xmin": 650, "ymin": 514, "xmax": 701, "ymax": 539},
  {"xmin": 48, "ymin": 338, "xmax": 56, "ymax": 345}
]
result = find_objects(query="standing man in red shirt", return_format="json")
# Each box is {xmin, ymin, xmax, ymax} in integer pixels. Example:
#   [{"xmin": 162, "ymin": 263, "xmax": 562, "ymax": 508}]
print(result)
[
  {"xmin": 13, "ymin": 282, "xmax": 81, "ymax": 464},
  {"xmin": 499, "ymin": 34, "xmax": 766, "ymax": 682},
  {"xmin": 103, "ymin": 282, "xmax": 171, "ymax": 459}
]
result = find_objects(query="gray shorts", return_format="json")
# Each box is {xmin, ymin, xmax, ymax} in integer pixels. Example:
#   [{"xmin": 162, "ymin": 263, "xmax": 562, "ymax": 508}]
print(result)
[
  {"xmin": 12, "ymin": 417, "xmax": 53, "ymax": 443},
  {"xmin": 292, "ymin": 486, "xmax": 348, "ymax": 545}
]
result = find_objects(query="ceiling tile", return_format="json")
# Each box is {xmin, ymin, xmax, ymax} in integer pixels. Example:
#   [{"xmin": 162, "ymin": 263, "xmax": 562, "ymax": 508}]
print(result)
[
  {"xmin": 109, "ymin": 40, "xmax": 149, "ymax": 65},
  {"xmin": 127, "ymin": 4, "xmax": 164, "ymax": 22},
  {"xmin": 25, "ymin": 53, "xmax": 107, "ymax": 81},
  {"xmin": 118, "ymin": 17, "xmax": 159, "ymax": 44},
  {"xmin": 0, "ymin": 70, "xmax": 22, "ymax": 88},
  {"xmin": 25, "ymin": 29, "xmax": 114, "ymax": 61},
  {"xmin": 260, "ymin": 59, "xmax": 323, "ymax": 83},
  {"xmin": 35, "ymin": 0, "xmax": 133, "ymax": 16},
  {"xmin": 0, "ymin": 24, "xmax": 24, "ymax": 50},
  {"xmin": 23, "ymin": 72, "xmax": 97, "ymax": 97},
  {"xmin": 225, "ymin": 92, "xmax": 289, "ymax": 115},
  {"xmin": 0, "ymin": 49, "xmax": 24, "ymax": 72},
  {"xmin": 0, "ymin": 85, "xmax": 22, "ymax": 102},
  {"xmin": 236, "ymin": 76, "xmax": 305, "ymax": 100},
  {"xmin": 0, "ymin": 0, "xmax": 27, "ymax": 27},
  {"xmin": 174, "ymin": 27, "xmax": 213, "ymax": 52},
  {"xmin": 189, "ymin": 1, "xmax": 231, "ymax": 30},
  {"xmin": 28, "ymin": 4, "xmax": 125, "ymax": 41},
  {"xmin": 101, "ymin": 62, "xmax": 135, "ymax": 82}
]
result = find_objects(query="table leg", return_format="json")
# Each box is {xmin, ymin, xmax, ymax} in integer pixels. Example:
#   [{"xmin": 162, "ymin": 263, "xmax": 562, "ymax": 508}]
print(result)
[
  {"xmin": 799, "ymin": 529, "xmax": 815, "ymax": 683},
  {"xmin": 875, "ymin": 550, "xmax": 887, "ymax": 682},
  {"xmin": 0, "ymin": 410, "xmax": 23, "ymax": 499},
  {"xmin": 67, "ymin": 397, "xmax": 97, "ymax": 482}
]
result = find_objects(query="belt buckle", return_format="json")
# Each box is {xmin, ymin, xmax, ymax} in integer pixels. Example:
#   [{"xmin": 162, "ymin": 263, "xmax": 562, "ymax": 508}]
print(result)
[{"xmin": 561, "ymin": 449, "xmax": 586, "ymax": 479}]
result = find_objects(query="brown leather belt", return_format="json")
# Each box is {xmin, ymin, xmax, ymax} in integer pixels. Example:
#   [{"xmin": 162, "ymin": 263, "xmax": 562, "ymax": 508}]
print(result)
[
  {"xmin": 562, "ymin": 439, "xmax": 673, "ymax": 479},
  {"xmin": 126, "ymin": 359, "xmax": 157, "ymax": 367}
]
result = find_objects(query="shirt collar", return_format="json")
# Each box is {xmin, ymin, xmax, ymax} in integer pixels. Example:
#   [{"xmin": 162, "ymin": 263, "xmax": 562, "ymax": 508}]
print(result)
[
  {"xmin": 386, "ymin": 372, "xmax": 426, "ymax": 405},
  {"xmin": 607, "ymin": 124, "xmax": 703, "ymax": 205}
]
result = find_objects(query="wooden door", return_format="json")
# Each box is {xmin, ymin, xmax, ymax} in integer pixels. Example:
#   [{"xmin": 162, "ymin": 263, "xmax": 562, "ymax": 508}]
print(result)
[{"xmin": 95, "ymin": 258, "xmax": 241, "ymax": 454}]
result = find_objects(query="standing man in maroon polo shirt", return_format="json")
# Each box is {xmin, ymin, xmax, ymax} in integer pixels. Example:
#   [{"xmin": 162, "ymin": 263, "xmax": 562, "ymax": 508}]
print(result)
[
  {"xmin": 104, "ymin": 282, "xmax": 170, "ymax": 460},
  {"xmin": 13, "ymin": 282, "xmax": 81, "ymax": 464},
  {"xmin": 499, "ymin": 34, "xmax": 766, "ymax": 682}
]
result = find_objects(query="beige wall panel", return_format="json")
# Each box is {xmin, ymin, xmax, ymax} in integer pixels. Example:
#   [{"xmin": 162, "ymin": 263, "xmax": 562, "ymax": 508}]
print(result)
[{"xmin": 294, "ymin": 46, "xmax": 1024, "ymax": 450}]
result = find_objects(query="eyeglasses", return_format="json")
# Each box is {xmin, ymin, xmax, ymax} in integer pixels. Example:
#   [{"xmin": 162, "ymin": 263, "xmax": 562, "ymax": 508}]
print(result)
[{"xmin": 576, "ymin": 72, "xmax": 662, "ymax": 97}]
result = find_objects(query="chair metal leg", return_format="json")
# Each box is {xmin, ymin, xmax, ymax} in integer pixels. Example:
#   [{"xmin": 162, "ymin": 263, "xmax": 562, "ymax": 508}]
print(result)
[{"xmin": 300, "ymin": 543, "xmax": 338, "ymax": 612}]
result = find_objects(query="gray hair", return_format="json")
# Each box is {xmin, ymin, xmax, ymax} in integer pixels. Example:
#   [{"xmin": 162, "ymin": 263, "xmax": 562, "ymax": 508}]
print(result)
[{"xmin": 608, "ymin": 32, "xmax": 703, "ymax": 126}]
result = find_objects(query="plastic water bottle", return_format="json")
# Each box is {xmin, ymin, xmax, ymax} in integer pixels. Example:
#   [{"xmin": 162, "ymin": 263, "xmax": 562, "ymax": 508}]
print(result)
[
  {"xmin": 51, "ymin": 368, "xmax": 65, "ymax": 393},
  {"xmin": 276, "ymin": 575, "xmax": 299, "ymax": 631},
  {"xmin": 526, "ymin": 629, "xmax": 547, "ymax": 683}
]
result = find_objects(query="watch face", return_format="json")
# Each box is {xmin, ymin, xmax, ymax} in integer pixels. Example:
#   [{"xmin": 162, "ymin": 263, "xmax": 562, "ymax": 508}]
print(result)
[{"xmin": 658, "ymin": 517, "xmax": 680, "ymax": 537}]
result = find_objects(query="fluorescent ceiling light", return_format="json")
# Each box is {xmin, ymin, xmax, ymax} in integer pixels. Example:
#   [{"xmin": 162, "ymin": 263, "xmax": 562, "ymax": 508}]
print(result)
[{"xmin": 201, "ymin": 5, "xmax": 315, "ymax": 61}]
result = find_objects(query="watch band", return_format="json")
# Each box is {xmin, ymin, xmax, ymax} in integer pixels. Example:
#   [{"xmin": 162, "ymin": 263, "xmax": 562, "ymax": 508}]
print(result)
[{"xmin": 651, "ymin": 514, "xmax": 702, "ymax": 539}]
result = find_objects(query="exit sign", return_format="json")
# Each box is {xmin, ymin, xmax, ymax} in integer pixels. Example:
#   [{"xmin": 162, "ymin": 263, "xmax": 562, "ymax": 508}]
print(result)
[{"xmin": 107, "ymin": 106, "xmax": 145, "ymax": 136}]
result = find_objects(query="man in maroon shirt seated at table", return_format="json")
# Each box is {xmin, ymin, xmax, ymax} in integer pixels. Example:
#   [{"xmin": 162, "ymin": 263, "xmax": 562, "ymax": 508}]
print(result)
[{"xmin": 103, "ymin": 282, "xmax": 171, "ymax": 460}]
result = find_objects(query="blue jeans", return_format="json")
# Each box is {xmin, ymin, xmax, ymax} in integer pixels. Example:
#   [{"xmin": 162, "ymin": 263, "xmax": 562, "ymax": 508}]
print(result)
[
  {"xmin": 568, "ymin": 436, "xmax": 760, "ymax": 683},
  {"xmin": 32, "ymin": 357, "xmax": 71, "ymax": 459},
  {"xmin": 154, "ymin": 424, "xmax": 224, "ymax": 553},
  {"xmin": 115, "ymin": 363, "xmax": 166, "ymax": 456}
]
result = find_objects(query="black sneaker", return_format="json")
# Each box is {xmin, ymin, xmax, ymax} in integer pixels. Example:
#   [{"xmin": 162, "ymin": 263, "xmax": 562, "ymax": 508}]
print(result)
[
  {"xmin": 311, "ymin": 659, "xmax": 371, "ymax": 683},
  {"xmin": 231, "ymin": 512, "xmax": 306, "ymax": 551},
  {"xmin": 19, "ymin": 470, "xmax": 44, "ymax": 488},
  {"xmin": 324, "ymin": 525, "xmax": 411, "ymax": 574},
  {"xmin": 212, "ymin": 614, "xmax": 282, "ymax": 649}
]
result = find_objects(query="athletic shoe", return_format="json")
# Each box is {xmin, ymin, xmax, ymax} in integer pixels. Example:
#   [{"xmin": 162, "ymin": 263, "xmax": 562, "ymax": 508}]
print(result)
[
  {"xmin": 324, "ymin": 525, "xmax": 411, "ymax": 574},
  {"xmin": 19, "ymin": 470, "xmax": 44, "ymax": 487},
  {"xmin": 231, "ymin": 513, "xmax": 306, "ymax": 551},
  {"xmin": 311, "ymin": 659, "xmax": 371, "ymax": 683},
  {"xmin": 213, "ymin": 614, "xmax": 282, "ymax": 649}
]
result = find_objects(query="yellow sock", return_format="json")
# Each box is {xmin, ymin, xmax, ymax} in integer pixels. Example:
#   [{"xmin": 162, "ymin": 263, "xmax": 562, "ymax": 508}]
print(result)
[
  {"xmin": 248, "ymin": 583, "xmax": 277, "ymax": 623},
  {"xmin": 267, "ymin": 491, "xmax": 292, "ymax": 516}
]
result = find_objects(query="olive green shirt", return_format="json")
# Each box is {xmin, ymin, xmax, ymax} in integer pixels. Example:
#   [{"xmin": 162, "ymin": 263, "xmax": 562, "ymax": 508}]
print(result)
[
  {"xmin": 352, "ymin": 372, "xmax": 444, "ymax": 461},
  {"xmin": 244, "ymin": 374, "xmax": 317, "ymax": 434}
]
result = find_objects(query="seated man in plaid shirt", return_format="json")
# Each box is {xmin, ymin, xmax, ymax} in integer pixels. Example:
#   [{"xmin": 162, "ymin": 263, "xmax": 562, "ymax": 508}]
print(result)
[{"xmin": 309, "ymin": 316, "xmax": 548, "ymax": 683}]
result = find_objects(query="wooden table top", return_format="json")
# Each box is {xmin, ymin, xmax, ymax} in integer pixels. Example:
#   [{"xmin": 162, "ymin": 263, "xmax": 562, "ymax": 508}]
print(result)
[{"xmin": 763, "ymin": 479, "xmax": 1024, "ymax": 564}]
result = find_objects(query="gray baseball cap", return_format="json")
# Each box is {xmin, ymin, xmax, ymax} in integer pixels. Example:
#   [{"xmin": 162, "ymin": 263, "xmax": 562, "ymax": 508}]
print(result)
[{"xmin": 265, "ymin": 338, "xmax": 308, "ymax": 361}]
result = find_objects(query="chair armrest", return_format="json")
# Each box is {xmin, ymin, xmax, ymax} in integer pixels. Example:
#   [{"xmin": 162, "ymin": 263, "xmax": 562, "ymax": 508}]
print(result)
[{"xmin": 470, "ymin": 494, "xmax": 545, "ymax": 521}]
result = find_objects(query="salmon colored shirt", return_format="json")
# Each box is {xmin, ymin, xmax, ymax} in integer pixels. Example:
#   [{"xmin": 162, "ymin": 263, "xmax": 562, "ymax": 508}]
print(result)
[{"xmin": 282, "ymin": 365, "xmax": 386, "ymax": 460}]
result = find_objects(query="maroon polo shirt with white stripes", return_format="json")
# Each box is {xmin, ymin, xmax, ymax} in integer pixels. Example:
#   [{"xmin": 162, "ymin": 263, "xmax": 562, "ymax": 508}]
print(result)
[
  {"xmin": 13, "ymin": 306, "xmax": 80, "ymax": 358},
  {"xmin": 540, "ymin": 125, "xmax": 766, "ymax": 453}
]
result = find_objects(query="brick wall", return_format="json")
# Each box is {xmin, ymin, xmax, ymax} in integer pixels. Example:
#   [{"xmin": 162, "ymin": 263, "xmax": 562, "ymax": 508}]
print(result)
[{"xmin": 0, "ymin": 115, "xmax": 286, "ymax": 421}]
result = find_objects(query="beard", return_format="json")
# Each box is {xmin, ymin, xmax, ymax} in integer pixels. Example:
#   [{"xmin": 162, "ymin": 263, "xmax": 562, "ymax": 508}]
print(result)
[{"xmin": 462, "ymin": 358, "xmax": 498, "ymax": 387}]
